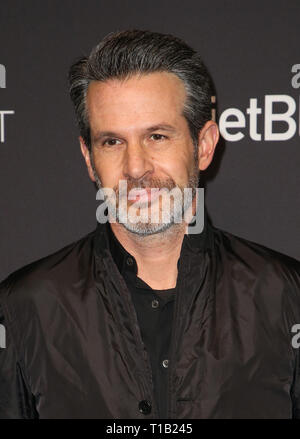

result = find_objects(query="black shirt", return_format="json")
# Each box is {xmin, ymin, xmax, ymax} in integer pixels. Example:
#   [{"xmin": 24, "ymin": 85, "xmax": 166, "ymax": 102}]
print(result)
[{"xmin": 107, "ymin": 223, "xmax": 176, "ymax": 419}]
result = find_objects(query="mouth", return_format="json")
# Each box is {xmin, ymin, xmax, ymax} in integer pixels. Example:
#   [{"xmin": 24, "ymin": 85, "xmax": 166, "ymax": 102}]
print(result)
[{"xmin": 127, "ymin": 187, "xmax": 161, "ymax": 205}]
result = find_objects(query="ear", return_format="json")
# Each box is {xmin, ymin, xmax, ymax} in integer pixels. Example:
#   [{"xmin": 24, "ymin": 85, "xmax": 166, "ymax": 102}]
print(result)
[
  {"xmin": 79, "ymin": 137, "xmax": 96, "ymax": 182},
  {"xmin": 197, "ymin": 121, "xmax": 219, "ymax": 171}
]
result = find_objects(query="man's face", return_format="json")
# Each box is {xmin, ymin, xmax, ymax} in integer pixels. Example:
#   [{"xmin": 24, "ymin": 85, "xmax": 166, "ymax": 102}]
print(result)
[{"xmin": 81, "ymin": 71, "xmax": 216, "ymax": 235}]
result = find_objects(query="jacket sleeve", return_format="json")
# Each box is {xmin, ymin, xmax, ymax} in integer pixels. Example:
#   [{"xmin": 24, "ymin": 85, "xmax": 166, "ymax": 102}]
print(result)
[
  {"xmin": 290, "ymin": 261, "xmax": 300, "ymax": 419},
  {"xmin": 291, "ymin": 334, "xmax": 300, "ymax": 418},
  {"xmin": 0, "ymin": 285, "xmax": 38, "ymax": 419}
]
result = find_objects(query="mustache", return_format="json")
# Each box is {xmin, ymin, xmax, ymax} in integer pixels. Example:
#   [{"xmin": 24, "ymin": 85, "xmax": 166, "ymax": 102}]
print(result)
[{"xmin": 113, "ymin": 177, "xmax": 177, "ymax": 195}]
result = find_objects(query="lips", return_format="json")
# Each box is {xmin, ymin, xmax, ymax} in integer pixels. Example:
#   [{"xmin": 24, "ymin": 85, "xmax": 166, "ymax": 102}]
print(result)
[{"xmin": 128, "ymin": 187, "xmax": 161, "ymax": 204}]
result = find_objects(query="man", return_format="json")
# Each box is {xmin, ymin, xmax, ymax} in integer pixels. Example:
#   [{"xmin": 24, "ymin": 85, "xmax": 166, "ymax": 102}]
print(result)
[{"xmin": 0, "ymin": 29, "xmax": 300, "ymax": 419}]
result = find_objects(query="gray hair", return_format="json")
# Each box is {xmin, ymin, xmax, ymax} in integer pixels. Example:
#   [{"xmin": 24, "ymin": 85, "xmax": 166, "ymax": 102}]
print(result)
[{"xmin": 68, "ymin": 29, "xmax": 213, "ymax": 151}]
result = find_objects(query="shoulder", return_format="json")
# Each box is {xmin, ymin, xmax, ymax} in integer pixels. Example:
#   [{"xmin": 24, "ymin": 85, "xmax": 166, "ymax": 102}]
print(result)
[
  {"xmin": 0, "ymin": 227, "xmax": 97, "ymax": 316},
  {"xmin": 213, "ymin": 225, "xmax": 300, "ymax": 271},
  {"xmin": 210, "ymin": 226, "xmax": 300, "ymax": 327},
  {"xmin": 212, "ymin": 225, "xmax": 300, "ymax": 297}
]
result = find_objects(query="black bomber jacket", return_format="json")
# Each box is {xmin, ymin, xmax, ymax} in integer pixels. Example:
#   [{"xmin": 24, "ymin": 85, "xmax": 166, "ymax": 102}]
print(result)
[{"xmin": 0, "ymin": 212, "xmax": 300, "ymax": 419}]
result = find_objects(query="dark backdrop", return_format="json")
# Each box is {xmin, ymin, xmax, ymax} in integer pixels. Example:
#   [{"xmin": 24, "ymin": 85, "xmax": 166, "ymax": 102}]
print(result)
[{"xmin": 0, "ymin": 0, "xmax": 299, "ymax": 281}]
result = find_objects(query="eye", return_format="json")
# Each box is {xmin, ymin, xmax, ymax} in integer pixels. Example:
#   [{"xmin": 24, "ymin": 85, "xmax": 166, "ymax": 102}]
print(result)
[
  {"xmin": 103, "ymin": 138, "xmax": 122, "ymax": 147},
  {"xmin": 150, "ymin": 133, "xmax": 167, "ymax": 141}
]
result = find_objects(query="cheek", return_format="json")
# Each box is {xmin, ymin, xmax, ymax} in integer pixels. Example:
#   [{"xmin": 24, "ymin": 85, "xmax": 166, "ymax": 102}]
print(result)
[
  {"xmin": 93, "ymin": 155, "xmax": 121, "ymax": 188},
  {"xmin": 165, "ymin": 147, "xmax": 195, "ymax": 183},
  {"xmin": 160, "ymin": 159, "xmax": 190, "ymax": 186}
]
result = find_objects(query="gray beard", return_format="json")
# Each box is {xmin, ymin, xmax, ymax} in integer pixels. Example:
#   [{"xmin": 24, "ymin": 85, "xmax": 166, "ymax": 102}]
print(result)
[{"xmin": 90, "ymin": 150, "xmax": 199, "ymax": 236}]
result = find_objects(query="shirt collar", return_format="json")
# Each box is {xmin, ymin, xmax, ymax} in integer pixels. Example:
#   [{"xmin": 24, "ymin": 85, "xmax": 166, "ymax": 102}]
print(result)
[
  {"xmin": 107, "ymin": 221, "xmax": 138, "ymax": 276},
  {"xmin": 94, "ymin": 206, "xmax": 214, "ymax": 276}
]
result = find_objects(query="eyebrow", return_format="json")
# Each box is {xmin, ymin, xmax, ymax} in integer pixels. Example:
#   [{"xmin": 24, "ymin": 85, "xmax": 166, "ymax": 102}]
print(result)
[{"xmin": 92, "ymin": 124, "xmax": 177, "ymax": 144}]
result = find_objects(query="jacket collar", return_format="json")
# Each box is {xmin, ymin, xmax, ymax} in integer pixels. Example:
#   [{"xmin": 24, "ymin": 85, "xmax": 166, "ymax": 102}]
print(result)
[{"xmin": 93, "ymin": 206, "xmax": 214, "ymax": 265}]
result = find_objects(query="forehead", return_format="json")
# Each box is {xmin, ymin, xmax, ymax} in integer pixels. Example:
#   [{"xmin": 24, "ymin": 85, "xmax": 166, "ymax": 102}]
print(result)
[{"xmin": 86, "ymin": 71, "xmax": 187, "ymax": 130}]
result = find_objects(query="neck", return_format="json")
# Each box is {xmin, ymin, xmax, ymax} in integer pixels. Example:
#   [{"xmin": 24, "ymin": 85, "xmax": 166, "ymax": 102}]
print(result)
[
  {"xmin": 109, "ymin": 196, "xmax": 197, "ymax": 290},
  {"xmin": 110, "ymin": 221, "xmax": 187, "ymax": 290}
]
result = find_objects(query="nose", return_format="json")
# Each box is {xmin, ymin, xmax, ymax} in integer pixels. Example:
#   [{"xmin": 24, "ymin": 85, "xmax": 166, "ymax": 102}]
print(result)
[{"xmin": 122, "ymin": 139, "xmax": 154, "ymax": 181}]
